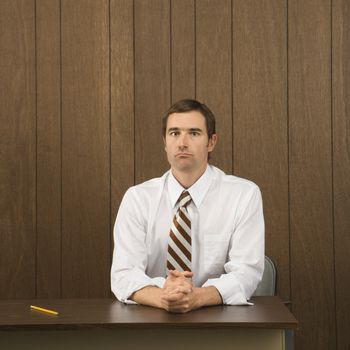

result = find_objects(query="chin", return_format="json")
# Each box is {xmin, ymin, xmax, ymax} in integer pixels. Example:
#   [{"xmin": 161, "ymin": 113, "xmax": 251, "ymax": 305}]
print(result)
[{"xmin": 175, "ymin": 164, "xmax": 194, "ymax": 173}]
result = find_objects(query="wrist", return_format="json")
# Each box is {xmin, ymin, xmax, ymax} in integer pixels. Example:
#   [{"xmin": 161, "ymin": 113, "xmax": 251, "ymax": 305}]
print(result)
[
  {"xmin": 193, "ymin": 286, "xmax": 222, "ymax": 308},
  {"xmin": 131, "ymin": 286, "xmax": 163, "ymax": 309},
  {"xmin": 193, "ymin": 287, "xmax": 204, "ymax": 309}
]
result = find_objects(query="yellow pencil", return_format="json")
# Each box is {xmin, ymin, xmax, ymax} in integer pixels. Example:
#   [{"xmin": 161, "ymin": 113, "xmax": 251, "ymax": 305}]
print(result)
[{"xmin": 30, "ymin": 305, "xmax": 59, "ymax": 316}]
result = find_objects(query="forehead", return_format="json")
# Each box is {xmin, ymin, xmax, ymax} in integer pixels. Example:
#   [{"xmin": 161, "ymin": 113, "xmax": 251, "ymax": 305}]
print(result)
[{"xmin": 166, "ymin": 111, "xmax": 207, "ymax": 130}]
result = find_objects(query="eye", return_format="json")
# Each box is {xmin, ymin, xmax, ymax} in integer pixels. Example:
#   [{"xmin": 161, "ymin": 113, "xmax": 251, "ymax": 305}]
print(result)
[
  {"xmin": 190, "ymin": 131, "xmax": 200, "ymax": 136},
  {"xmin": 169, "ymin": 131, "xmax": 180, "ymax": 137}
]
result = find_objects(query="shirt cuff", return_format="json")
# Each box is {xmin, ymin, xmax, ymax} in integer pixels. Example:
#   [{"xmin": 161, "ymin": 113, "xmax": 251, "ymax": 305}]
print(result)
[{"xmin": 202, "ymin": 274, "xmax": 253, "ymax": 306}]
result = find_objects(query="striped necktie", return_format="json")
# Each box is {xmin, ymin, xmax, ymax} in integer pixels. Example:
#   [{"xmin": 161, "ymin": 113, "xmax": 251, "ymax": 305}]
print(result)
[{"xmin": 167, "ymin": 191, "xmax": 192, "ymax": 273}]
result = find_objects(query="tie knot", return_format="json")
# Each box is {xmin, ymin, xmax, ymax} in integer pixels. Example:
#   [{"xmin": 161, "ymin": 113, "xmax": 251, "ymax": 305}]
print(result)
[{"xmin": 178, "ymin": 191, "xmax": 191, "ymax": 208}]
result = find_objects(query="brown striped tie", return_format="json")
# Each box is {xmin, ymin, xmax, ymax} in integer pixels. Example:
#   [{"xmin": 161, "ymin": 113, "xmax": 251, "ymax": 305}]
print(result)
[{"xmin": 167, "ymin": 191, "xmax": 192, "ymax": 273}]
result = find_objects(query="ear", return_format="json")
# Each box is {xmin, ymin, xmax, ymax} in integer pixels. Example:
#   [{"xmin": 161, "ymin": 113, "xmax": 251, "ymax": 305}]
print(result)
[
  {"xmin": 163, "ymin": 137, "xmax": 167, "ymax": 151},
  {"xmin": 207, "ymin": 134, "xmax": 217, "ymax": 152}
]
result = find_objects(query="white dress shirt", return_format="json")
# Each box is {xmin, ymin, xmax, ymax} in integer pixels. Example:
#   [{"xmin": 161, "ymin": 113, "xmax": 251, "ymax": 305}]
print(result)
[{"xmin": 111, "ymin": 165, "xmax": 264, "ymax": 305}]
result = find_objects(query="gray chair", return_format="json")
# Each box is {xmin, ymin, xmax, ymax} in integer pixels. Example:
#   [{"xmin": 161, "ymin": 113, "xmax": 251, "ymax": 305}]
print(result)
[
  {"xmin": 253, "ymin": 256, "xmax": 294, "ymax": 350},
  {"xmin": 253, "ymin": 255, "xmax": 276, "ymax": 296}
]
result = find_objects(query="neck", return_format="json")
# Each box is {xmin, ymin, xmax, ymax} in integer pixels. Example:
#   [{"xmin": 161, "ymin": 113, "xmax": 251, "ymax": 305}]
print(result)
[{"xmin": 171, "ymin": 164, "xmax": 208, "ymax": 189}]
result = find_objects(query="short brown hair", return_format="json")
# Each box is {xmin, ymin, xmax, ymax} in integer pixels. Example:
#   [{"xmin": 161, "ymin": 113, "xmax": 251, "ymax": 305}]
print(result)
[{"xmin": 162, "ymin": 99, "xmax": 216, "ymax": 139}]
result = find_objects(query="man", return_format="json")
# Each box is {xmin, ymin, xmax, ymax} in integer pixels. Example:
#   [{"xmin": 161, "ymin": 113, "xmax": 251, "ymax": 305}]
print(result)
[{"xmin": 111, "ymin": 99, "xmax": 264, "ymax": 313}]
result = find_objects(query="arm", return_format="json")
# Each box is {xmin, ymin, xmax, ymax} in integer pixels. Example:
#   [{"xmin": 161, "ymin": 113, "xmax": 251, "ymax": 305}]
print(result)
[
  {"xmin": 190, "ymin": 286, "xmax": 223, "ymax": 309},
  {"xmin": 111, "ymin": 189, "xmax": 166, "ymax": 303},
  {"xmin": 111, "ymin": 189, "xmax": 222, "ymax": 312},
  {"xmin": 202, "ymin": 185, "xmax": 265, "ymax": 305},
  {"xmin": 163, "ymin": 270, "xmax": 222, "ymax": 311},
  {"xmin": 130, "ymin": 286, "xmax": 164, "ymax": 308},
  {"xmin": 131, "ymin": 271, "xmax": 222, "ymax": 313},
  {"xmin": 159, "ymin": 285, "xmax": 222, "ymax": 313}
]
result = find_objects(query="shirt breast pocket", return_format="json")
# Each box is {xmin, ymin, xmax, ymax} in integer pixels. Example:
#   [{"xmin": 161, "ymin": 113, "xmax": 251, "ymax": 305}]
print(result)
[{"xmin": 203, "ymin": 234, "xmax": 228, "ymax": 276}]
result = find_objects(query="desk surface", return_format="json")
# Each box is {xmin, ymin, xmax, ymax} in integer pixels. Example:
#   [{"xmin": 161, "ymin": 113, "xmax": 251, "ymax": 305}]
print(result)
[{"xmin": 0, "ymin": 296, "xmax": 297, "ymax": 330}]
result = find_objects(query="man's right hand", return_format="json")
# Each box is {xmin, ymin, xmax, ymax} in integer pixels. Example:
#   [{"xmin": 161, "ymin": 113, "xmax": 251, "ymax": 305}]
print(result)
[
  {"xmin": 160, "ymin": 270, "xmax": 195, "ymax": 313},
  {"xmin": 164, "ymin": 270, "xmax": 193, "ymax": 289},
  {"xmin": 131, "ymin": 270, "xmax": 221, "ymax": 313}
]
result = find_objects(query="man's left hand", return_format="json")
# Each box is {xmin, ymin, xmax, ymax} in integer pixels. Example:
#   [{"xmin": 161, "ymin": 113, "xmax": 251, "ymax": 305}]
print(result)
[
  {"xmin": 161, "ymin": 274, "xmax": 199, "ymax": 313},
  {"xmin": 161, "ymin": 270, "xmax": 222, "ymax": 313}
]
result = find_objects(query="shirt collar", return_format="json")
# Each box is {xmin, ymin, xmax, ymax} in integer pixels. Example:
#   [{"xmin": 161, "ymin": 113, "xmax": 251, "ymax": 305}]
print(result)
[{"xmin": 167, "ymin": 165, "xmax": 213, "ymax": 208}]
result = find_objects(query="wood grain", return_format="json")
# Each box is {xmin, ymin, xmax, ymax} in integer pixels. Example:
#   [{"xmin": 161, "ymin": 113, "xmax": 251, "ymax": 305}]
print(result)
[
  {"xmin": 171, "ymin": 0, "xmax": 195, "ymax": 102},
  {"xmin": 289, "ymin": 0, "xmax": 336, "ymax": 349},
  {"xmin": 61, "ymin": 0, "xmax": 110, "ymax": 297},
  {"xmin": 0, "ymin": 2, "xmax": 349, "ymax": 348},
  {"xmin": 36, "ymin": 0, "xmax": 61, "ymax": 298},
  {"xmin": 333, "ymin": 1, "xmax": 350, "ymax": 349},
  {"xmin": 0, "ymin": 0, "xmax": 36, "ymax": 298},
  {"xmin": 233, "ymin": 0, "xmax": 289, "ymax": 301},
  {"xmin": 0, "ymin": 297, "xmax": 297, "ymax": 329},
  {"xmin": 134, "ymin": 0, "xmax": 171, "ymax": 183},
  {"xmin": 196, "ymin": 0, "xmax": 232, "ymax": 174},
  {"xmin": 110, "ymin": 0, "xmax": 134, "ymax": 267}
]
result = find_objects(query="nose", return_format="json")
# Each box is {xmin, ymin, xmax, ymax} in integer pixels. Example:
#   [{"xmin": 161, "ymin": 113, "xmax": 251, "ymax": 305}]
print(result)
[{"xmin": 178, "ymin": 133, "xmax": 189, "ymax": 149}]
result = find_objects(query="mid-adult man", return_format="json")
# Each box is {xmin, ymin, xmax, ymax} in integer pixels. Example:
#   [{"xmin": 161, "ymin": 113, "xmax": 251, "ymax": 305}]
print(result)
[{"xmin": 111, "ymin": 99, "xmax": 264, "ymax": 313}]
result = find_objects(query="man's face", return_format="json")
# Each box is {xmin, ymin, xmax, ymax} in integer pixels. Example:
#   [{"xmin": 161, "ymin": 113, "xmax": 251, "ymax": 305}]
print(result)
[{"xmin": 164, "ymin": 111, "xmax": 217, "ymax": 174}]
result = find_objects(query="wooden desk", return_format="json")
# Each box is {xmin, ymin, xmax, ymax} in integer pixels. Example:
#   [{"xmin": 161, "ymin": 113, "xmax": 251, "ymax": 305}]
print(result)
[{"xmin": 0, "ymin": 296, "xmax": 297, "ymax": 350}]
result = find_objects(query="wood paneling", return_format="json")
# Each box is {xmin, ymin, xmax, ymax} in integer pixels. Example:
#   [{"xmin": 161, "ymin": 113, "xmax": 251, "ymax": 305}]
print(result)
[
  {"xmin": 333, "ymin": 1, "xmax": 350, "ymax": 349},
  {"xmin": 171, "ymin": 0, "xmax": 195, "ymax": 102},
  {"xmin": 134, "ymin": 0, "xmax": 171, "ymax": 183},
  {"xmin": 289, "ymin": 1, "xmax": 335, "ymax": 349},
  {"xmin": 110, "ymin": 0, "xmax": 134, "ymax": 271},
  {"xmin": 0, "ymin": 0, "xmax": 36, "ymax": 298},
  {"xmin": 233, "ymin": 1, "xmax": 289, "ymax": 301},
  {"xmin": 61, "ymin": 0, "xmax": 110, "ymax": 297},
  {"xmin": 196, "ymin": 0, "xmax": 232, "ymax": 174},
  {"xmin": 36, "ymin": 0, "xmax": 61, "ymax": 298},
  {"xmin": 1, "ymin": 1, "xmax": 350, "ymax": 348}
]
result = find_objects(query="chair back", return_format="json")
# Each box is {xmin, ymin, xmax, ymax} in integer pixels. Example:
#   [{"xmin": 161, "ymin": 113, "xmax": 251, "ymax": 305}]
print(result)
[{"xmin": 252, "ymin": 256, "xmax": 276, "ymax": 296}]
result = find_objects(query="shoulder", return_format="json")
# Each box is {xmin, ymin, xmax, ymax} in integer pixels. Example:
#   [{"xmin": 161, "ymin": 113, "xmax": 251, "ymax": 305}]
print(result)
[
  {"xmin": 123, "ymin": 171, "xmax": 169, "ymax": 203},
  {"xmin": 210, "ymin": 165, "xmax": 261, "ymax": 194}
]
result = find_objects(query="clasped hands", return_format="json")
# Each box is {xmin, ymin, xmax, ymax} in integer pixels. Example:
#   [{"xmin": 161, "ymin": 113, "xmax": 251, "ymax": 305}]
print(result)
[
  {"xmin": 131, "ymin": 270, "xmax": 221, "ymax": 312},
  {"xmin": 160, "ymin": 270, "xmax": 199, "ymax": 313}
]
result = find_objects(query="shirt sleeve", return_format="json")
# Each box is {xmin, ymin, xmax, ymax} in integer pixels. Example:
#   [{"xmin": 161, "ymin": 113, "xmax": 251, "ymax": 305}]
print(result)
[
  {"xmin": 202, "ymin": 184, "xmax": 265, "ymax": 305},
  {"xmin": 110, "ymin": 188, "xmax": 166, "ymax": 304}
]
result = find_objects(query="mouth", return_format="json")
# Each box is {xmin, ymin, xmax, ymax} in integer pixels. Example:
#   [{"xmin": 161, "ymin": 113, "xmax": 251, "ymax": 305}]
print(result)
[{"xmin": 176, "ymin": 152, "xmax": 192, "ymax": 158}]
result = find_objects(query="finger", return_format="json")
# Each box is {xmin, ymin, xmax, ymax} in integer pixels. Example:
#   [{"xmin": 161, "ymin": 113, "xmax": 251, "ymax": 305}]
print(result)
[
  {"xmin": 169, "ymin": 270, "xmax": 193, "ymax": 279},
  {"xmin": 161, "ymin": 300, "xmax": 188, "ymax": 313},
  {"xmin": 162, "ymin": 288, "xmax": 193, "ymax": 304},
  {"xmin": 181, "ymin": 271, "xmax": 193, "ymax": 278},
  {"xmin": 165, "ymin": 277, "xmax": 192, "ymax": 289},
  {"xmin": 161, "ymin": 293, "xmax": 184, "ymax": 302},
  {"xmin": 165, "ymin": 286, "xmax": 192, "ymax": 295},
  {"xmin": 162, "ymin": 299, "xmax": 185, "ymax": 308},
  {"xmin": 164, "ymin": 284, "xmax": 191, "ymax": 295},
  {"xmin": 169, "ymin": 270, "xmax": 182, "ymax": 278},
  {"xmin": 166, "ymin": 271, "xmax": 183, "ymax": 283},
  {"xmin": 166, "ymin": 303, "xmax": 191, "ymax": 313}
]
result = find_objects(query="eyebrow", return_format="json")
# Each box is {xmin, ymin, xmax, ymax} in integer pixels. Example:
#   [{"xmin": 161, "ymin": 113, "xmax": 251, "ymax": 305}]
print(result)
[{"xmin": 167, "ymin": 127, "xmax": 203, "ymax": 133}]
